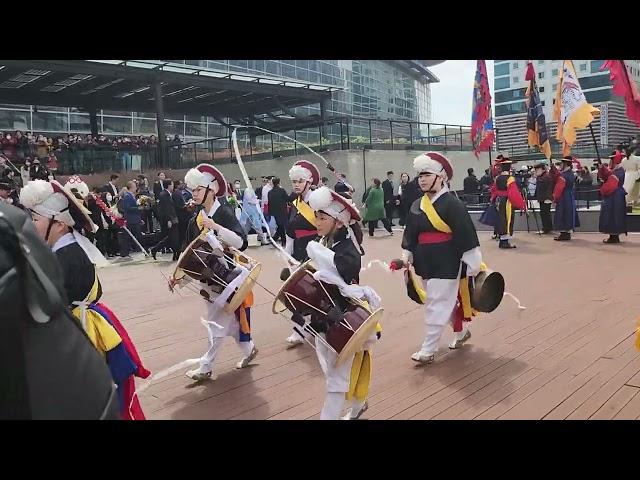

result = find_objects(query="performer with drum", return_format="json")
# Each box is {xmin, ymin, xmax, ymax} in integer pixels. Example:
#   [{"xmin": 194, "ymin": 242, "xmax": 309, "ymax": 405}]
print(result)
[
  {"xmin": 172, "ymin": 163, "xmax": 259, "ymax": 381},
  {"xmin": 401, "ymin": 152, "xmax": 485, "ymax": 364},
  {"xmin": 292, "ymin": 186, "xmax": 382, "ymax": 419},
  {"xmin": 283, "ymin": 160, "xmax": 322, "ymax": 347},
  {"xmin": 19, "ymin": 179, "xmax": 150, "ymax": 419}
]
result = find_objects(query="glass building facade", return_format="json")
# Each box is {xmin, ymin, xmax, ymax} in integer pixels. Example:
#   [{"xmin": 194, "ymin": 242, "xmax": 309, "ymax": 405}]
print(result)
[{"xmin": 0, "ymin": 60, "xmax": 435, "ymax": 146}]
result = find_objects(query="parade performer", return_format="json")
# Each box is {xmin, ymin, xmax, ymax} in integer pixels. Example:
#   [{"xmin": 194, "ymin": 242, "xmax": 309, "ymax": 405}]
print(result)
[
  {"xmin": 173, "ymin": 163, "xmax": 258, "ymax": 381},
  {"xmin": 621, "ymin": 148, "xmax": 640, "ymax": 208},
  {"xmin": 304, "ymin": 186, "xmax": 381, "ymax": 419},
  {"xmin": 533, "ymin": 160, "xmax": 554, "ymax": 234},
  {"xmin": 552, "ymin": 157, "xmax": 580, "ymax": 241},
  {"xmin": 491, "ymin": 157, "xmax": 526, "ymax": 249},
  {"xmin": 599, "ymin": 151, "xmax": 627, "ymax": 243},
  {"xmin": 19, "ymin": 179, "xmax": 149, "ymax": 420},
  {"xmin": 284, "ymin": 160, "xmax": 321, "ymax": 347},
  {"xmin": 401, "ymin": 152, "xmax": 484, "ymax": 364}
]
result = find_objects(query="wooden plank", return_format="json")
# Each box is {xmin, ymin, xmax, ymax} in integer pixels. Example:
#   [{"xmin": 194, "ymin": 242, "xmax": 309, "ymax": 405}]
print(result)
[
  {"xmin": 591, "ymin": 385, "xmax": 640, "ymax": 420},
  {"xmin": 612, "ymin": 387, "xmax": 640, "ymax": 420}
]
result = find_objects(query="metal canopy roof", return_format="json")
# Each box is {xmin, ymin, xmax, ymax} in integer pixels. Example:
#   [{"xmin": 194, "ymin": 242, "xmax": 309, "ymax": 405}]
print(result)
[{"xmin": 0, "ymin": 60, "xmax": 336, "ymax": 119}]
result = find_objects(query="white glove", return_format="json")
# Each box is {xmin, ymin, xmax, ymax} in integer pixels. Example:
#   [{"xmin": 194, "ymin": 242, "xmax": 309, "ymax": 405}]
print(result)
[
  {"xmin": 401, "ymin": 249, "xmax": 413, "ymax": 265},
  {"xmin": 462, "ymin": 247, "xmax": 482, "ymax": 277}
]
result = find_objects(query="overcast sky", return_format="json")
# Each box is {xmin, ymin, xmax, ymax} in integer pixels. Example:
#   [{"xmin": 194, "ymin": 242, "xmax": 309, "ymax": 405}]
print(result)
[{"xmin": 428, "ymin": 60, "xmax": 495, "ymax": 126}]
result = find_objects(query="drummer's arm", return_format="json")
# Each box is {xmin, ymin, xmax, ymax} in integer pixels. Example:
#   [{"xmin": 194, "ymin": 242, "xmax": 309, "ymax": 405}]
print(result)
[{"xmin": 212, "ymin": 226, "xmax": 244, "ymax": 249}]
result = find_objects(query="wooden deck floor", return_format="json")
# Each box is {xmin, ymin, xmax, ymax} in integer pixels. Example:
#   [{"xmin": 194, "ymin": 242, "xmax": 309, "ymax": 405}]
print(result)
[{"xmin": 99, "ymin": 231, "xmax": 640, "ymax": 420}]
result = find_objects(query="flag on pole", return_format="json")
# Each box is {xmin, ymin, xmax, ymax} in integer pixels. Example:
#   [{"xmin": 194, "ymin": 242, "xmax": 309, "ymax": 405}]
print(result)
[
  {"xmin": 601, "ymin": 60, "xmax": 640, "ymax": 128},
  {"xmin": 525, "ymin": 62, "xmax": 551, "ymax": 159},
  {"xmin": 471, "ymin": 59, "xmax": 495, "ymax": 158},
  {"xmin": 553, "ymin": 60, "xmax": 599, "ymax": 156}
]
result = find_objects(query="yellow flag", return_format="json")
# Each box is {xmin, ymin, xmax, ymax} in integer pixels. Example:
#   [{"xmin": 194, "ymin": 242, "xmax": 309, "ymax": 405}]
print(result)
[{"xmin": 553, "ymin": 60, "xmax": 599, "ymax": 154}]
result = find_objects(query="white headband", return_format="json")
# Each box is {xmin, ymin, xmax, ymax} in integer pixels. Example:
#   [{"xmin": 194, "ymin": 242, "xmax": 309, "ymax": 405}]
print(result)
[
  {"xmin": 20, "ymin": 180, "xmax": 75, "ymax": 227},
  {"xmin": 289, "ymin": 164, "xmax": 313, "ymax": 183},
  {"xmin": 308, "ymin": 186, "xmax": 354, "ymax": 225},
  {"xmin": 413, "ymin": 155, "xmax": 448, "ymax": 181},
  {"xmin": 185, "ymin": 168, "xmax": 217, "ymax": 190}
]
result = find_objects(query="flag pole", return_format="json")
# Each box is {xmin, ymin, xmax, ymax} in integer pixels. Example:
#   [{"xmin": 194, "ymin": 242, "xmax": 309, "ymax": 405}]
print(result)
[{"xmin": 588, "ymin": 124, "xmax": 602, "ymax": 162}]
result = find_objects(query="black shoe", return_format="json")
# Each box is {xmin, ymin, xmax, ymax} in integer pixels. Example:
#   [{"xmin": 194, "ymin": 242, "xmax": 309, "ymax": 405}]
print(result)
[
  {"xmin": 554, "ymin": 232, "xmax": 571, "ymax": 241},
  {"xmin": 172, "ymin": 253, "xmax": 179, "ymax": 261},
  {"xmin": 499, "ymin": 240, "xmax": 516, "ymax": 249},
  {"xmin": 603, "ymin": 235, "xmax": 620, "ymax": 244},
  {"xmin": 151, "ymin": 248, "xmax": 157, "ymax": 260}
]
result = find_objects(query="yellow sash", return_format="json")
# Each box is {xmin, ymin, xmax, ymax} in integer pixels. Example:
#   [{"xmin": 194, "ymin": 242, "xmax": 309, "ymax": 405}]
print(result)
[
  {"xmin": 70, "ymin": 273, "xmax": 122, "ymax": 356},
  {"xmin": 420, "ymin": 194, "xmax": 452, "ymax": 233},
  {"xmin": 196, "ymin": 210, "xmax": 210, "ymax": 236},
  {"xmin": 346, "ymin": 351, "xmax": 371, "ymax": 402},
  {"xmin": 293, "ymin": 197, "xmax": 317, "ymax": 227},
  {"xmin": 344, "ymin": 299, "xmax": 381, "ymax": 401}
]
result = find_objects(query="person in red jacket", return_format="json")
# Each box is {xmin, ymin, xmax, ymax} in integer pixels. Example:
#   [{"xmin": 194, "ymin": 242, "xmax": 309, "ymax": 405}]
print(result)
[{"xmin": 491, "ymin": 158, "xmax": 526, "ymax": 249}]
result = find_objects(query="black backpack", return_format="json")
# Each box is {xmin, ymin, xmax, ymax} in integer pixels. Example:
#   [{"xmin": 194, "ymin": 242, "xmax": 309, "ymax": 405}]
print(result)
[{"xmin": 0, "ymin": 202, "xmax": 119, "ymax": 420}]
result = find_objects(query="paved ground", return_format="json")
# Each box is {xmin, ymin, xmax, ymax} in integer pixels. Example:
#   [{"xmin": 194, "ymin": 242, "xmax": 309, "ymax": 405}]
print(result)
[{"xmin": 99, "ymin": 229, "xmax": 640, "ymax": 420}]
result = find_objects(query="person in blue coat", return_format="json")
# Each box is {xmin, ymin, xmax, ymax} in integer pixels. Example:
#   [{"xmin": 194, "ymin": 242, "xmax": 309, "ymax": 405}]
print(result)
[
  {"xmin": 598, "ymin": 152, "xmax": 627, "ymax": 244},
  {"xmin": 551, "ymin": 157, "xmax": 580, "ymax": 241}
]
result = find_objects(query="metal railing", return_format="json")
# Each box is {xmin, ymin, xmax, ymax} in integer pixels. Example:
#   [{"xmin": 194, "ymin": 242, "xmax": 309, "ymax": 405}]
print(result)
[
  {"xmin": 2, "ymin": 117, "xmax": 479, "ymax": 175},
  {"xmin": 457, "ymin": 185, "xmax": 604, "ymax": 212}
]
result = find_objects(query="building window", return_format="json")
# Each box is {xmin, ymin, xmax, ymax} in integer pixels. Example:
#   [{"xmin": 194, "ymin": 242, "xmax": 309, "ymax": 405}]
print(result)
[
  {"xmin": 539, "ymin": 86, "xmax": 545, "ymax": 93},
  {"xmin": 512, "ymin": 62, "xmax": 519, "ymax": 70},
  {"xmin": 495, "ymin": 63, "xmax": 510, "ymax": 76},
  {"xmin": 584, "ymin": 89, "xmax": 611, "ymax": 103},
  {"xmin": 579, "ymin": 63, "xmax": 587, "ymax": 72},
  {"xmin": 495, "ymin": 76, "xmax": 511, "ymax": 90},
  {"xmin": 541, "ymin": 100, "xmax": 546, "ymax": 106},
  {"xmin": 552, "ymin": 83, "xmax": 558, "ymax": 91},
  {"xmin": 538, "ymin": 72, "xmax": 544, "ymax": 79},
  {"xmin": 495, "ymin": 87, "xmax": 527, "ymax": 103},
  {"xmin": 538, "ymin": 60, "xmax": 545, "ymax": 65},
  {"xmin": 495, "ymin": 101, "xmax": 527, "ymax": 116},
  {"xmin": 579, "ymin": 74, "xmax": 610, "ymax": 89},
  {"xmin": 591, "ymin": 60, "xmax": 605, "ymax": 73},
  {"xmin": 513, "ymin": 77, "xmax": 519, "ymax": 84},
  {"xmin": 552, "ymin": 68, "xmax": 559, "ymax": 76}
]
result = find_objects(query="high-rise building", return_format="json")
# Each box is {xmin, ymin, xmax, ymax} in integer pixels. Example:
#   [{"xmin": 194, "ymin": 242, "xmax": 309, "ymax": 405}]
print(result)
[
  {"xmin": 494, "ymin": 60, "xmax": 640, "ymax": 156},
  {"xmin": 0, "ymin": 60, "xmax": 440, "ymax": 145}
]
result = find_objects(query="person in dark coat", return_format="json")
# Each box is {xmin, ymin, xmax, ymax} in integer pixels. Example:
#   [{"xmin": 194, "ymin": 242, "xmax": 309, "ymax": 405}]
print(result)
[
  {"xmin": 533, "ymin": 160, "xmax": 554, "ymax": 234},
  {"xmin": 267, "ymin": 177, "xmax": 289, "ymax": 247},
  {"xmin": 551, "ymin": 157, "xmax": 580, "ymax": 241},
  {"xmin": 598, "ymin": 153, "xmax": 627, "ymax": 244},
  {"xmin": 381, "ymin": 170, "xmax": 395, "ymax": 226},
  {"xmin": 172, "ymin": 180, "xmax": 191, "ymax": 252},
  {"xmin": 151, "ymin": 179, "xmax": 179, "ymax": 261}
]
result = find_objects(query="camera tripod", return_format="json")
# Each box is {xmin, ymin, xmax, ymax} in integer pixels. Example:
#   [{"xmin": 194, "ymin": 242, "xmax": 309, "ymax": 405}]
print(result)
[{"xmin": 519, "ymin": 185, "xmax": 542, "ymax": 235}]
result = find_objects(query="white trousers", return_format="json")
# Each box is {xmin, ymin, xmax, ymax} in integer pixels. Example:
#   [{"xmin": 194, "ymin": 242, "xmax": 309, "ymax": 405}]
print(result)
[
  {"xmin": 419, "ymin": 277, "xmax": 461, "ymax": 355},
  {"xmin": 199, "ymin": 308, "xmax": 254, "ymax": 373}
]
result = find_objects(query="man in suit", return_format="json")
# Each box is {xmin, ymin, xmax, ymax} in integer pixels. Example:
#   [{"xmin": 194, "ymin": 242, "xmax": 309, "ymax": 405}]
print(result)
[
  {"xmin": 334, "ymin": 173, "xmax": 355, "ymax": 199},
  {"xmin": 267, "ymin": 177, "xmax": 289, "ymax": 246},
  {"xmin": 120, "ymin": 180, "xmax": 143, "ymax": 258},
  {"xmin": 101, "ymin": 173, "xmax": 120, "ymax": 206},
  {"xmin": 150, "ymin": 179, "xmax": 179, "ymax": 261},
  {"xmin": 172, "ymin": 180, "xmax": 190, "ymax": 253},
  {"xmin": 153, "ymin": 171, "xmax": 166, "ymax": 198},
  {"xmin": 381, "ymin": 170, "xmax": 395, "ymax": 226}
]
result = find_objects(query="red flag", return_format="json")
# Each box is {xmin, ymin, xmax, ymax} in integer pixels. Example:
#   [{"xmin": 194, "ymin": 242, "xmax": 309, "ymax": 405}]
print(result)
[
  {"xmin": 471, "ymin": 60, "xmax": 495, "ymax": 157},
  {"xmin": 601, "ymin": 60, "xmax": 640, "ymax": 127}
]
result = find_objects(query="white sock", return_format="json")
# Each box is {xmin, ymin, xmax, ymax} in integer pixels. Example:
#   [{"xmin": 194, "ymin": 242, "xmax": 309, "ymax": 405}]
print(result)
[
  {"xmin": 350, "ymin": 398, "xmax": 366, "ymax": 416},
  {"xmin": 455, "ymin": 328, "xmax": 469, "ymax": 341},
  {"xmin": 320, "ymin": 392, "xmax": 345, "ymax": 420}
]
